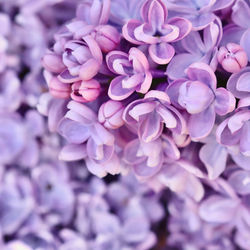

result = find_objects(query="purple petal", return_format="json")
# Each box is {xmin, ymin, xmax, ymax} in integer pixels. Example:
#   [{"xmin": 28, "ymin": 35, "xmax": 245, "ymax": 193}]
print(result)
[
  {"xmin": 122, "ymin": 20, "xmax": 144, "ymax": 45},
  {"xmin": 59, "ymin": 144, "xmax": 87, "ymax": 161},
  {"xmin": 232, "ymin": 0, "xmax": 250, "ymax": 29},
  {"xmin": 149, "ymin": 42, "xmax": 175, "ymax": 64},
  {"xmin": 186, "ymin": 62, "xmax": 217, "ymax": 90},
  {"xmin": 188, "ymin": 106, "xmax": 216, "ymax": 140},
  {"xmin": 58, "ymin": 118, "xmax": 90, "ymax": 144},
  {"xmin": 240, "ymin": 29, "xmax": 250, "ymax": 62},
  {"xmin": 199, "ymin": 195, "xmax": 239, "ymax": 223},
  {"xmin": 215, "ymin": 88, "xmax": 236, "ymax": 115},
  {"xmin": 229, "ymin": 170, "xmax": 250, "ymax": 195},
  {"xmin": 167, "ymin": 17, "xmax": 192, "ymax": 42},
  {"xmin": 199, "ymin": 142, "xmax": 228, "ymax": 179},
  {"xmin": 108, "ymin": 76, "xmax": 135, "ymax": 100},
  {"xmin": 240, "ymin": 122, "xmax": 250, "ymax": 156}
]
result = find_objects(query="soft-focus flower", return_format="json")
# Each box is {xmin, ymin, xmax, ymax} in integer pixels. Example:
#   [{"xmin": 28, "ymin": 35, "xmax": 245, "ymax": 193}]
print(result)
[
  {"xmin": 167, "ymin": 62, "xmax": 235, "ymax": 139},
  {"xmin": 122, "ymin": 0, "xmax": 192, "ymax": 64}
]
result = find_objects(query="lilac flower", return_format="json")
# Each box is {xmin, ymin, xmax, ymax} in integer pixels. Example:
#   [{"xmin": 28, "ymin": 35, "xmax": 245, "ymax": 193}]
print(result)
[
  {"xmin": 217, "ymin": 43, "xmax": 248, "ymax": 73},
  {"xmin": 167, "ymin": 18, "xmax": 222, "ymax": 80},
  {"xmin": 106, "ymin": 47, "xmax": 152, "ymax": 100},
  {"xmin": 222, "ymin": 0, "xmax": 250, "ymax": 61},
  {"xmin": 167, "ymin": 62, "xmax": 236, "ymax": 139},
  {"xmin": 165, "ymin": 0, "xmax": 234, "ymax": 30},
  {"xmin": 122, "ymin": 0, "xmax": 192, "ymax": 64},
  {"xmin": 227, "ymin": 66, "xmax": 250, "ymax": 99},
  {"xmin": 123, "ymin": 90, "xmax": 186, "ymax": 143},
  {"xmin": 0, "ymin": 171, "xmax": 34, "ymax": 235},
  {"xmin": 216, "ymin": 97, "xmax": 250, "ymax": 157},
  {"xmin": 32, "ymin": 163, "xmax": 75, "ymax": 225}
]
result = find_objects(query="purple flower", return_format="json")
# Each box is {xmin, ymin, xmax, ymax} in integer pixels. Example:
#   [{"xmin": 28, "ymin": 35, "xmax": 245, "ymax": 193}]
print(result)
[
  {"xmin": 122, "ymin": 0, "xmax": 192, "ymax": 64},
  {"xmin": 227, "ymin": 66, "xmax": 250, "ymax": 99},
  {"xmin": 123, "ymin": 90, "xmax": 186, "ymax": 143},
  {"xmin": 167, "ymin": 62, "xmax": 235, "ymax": 139},
  {"xmin": 222, "ymin": 0, "xmax": 250, "ymax": 61},
  {"xmin": 217, "ymin": 43, "xmax": 248, "ymax": 73},
  {"xmin": 167, "ymin": 18, "xmax": 222, "ymax": 80},
  {"xmin": 106, "ymin": 47, "xmax": 152, "ymax": 100},
  {"xmin": 216, "ymin": 97, "xmax": 250, "ymax": 157},
  {"xmin": 165, "ymin": 0, "xmax": 234, "ymax": 30}
]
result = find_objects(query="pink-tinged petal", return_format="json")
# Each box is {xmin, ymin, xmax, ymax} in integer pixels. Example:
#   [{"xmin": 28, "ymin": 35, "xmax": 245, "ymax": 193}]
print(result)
[
  {"xmin": 127, "ymin": 102, "xmax": 156, "ymax": 121},
  {"xmin": 167, "ymin": 17, "xmax": 192, "ymax": 42},
  {"xmin": 215, "ymin": 88, "xmax": 236, "ymax": 116},
  {"xmin": 149, "ymin": 42, "xmax": 175, "ymax": 64},
  {"xmin": 108, "ymin": 76, "xmax": 135, "ymax": 100},
  {"xmin": 129, "ymin": 47, "xmax": 150, "ymax": 71},
  {"xmin": 58, "ymin": 69, "xmax": 81, "ymax": 83},
  {"xmin": 228, "ymin": 111, "xmax": 250, "ymax": 133},
  {"xmin": 122, "ymin": 20, "xmax": 144, "ymax": 45},
  {"xmin": 86, "ymin": 158, "xmax": 107, "ymax": 178},
  {"xmin": 240, "ymin": 123, "xmax": 250, "ymax": 156},
  {"xmin": 59, "ymin": 144, "xmax": 87, "ymax": 161},
  {"xmin": 139, "ymin": 112, "xmax": 163, "ymax": 142},
  {"xmin": 42, "ymin": 52, "xmax": 65, "ymax": 73},
  {"xmin": 166, "ymin": 104, "xmax": 187, "ymax": 135},
  {"xmin": 199, "ymin": 142, "xmax": 228, "ymax": 179},
  {"xmin": 141, "ymin": 0, "xmax": 168, "ymax": 24},
  {"xmin": 238, "ymin": 97, "xmax": 250, "ymax": 109},
  {"xmin": 122, "ymin": 74, "xmax": 144, "ymax": 89},
  {"xmin": 83, "ymin": 35, "xmax": 103, "ymax": 63},
  {"xmin": 67, "ymin": 101, "xmax": 97, "ymax": 124},
  {"xmin": 79, "ymin": 58, "xmax": 100, "ymax": 81},
  {"xmin": 199, "ymin": 195, "xmax": 240, "ymax": 223},
  {"xmin": 90, "ymin": 0, "xmax": 111, "ymax": 25},
  {"xmin": 178, "ymin": 80, "xmax": 214, "ymax": 114},
  {"xmin": 138, "ymin": 72, "xmax": 152, "ymax": 93},
  {"xmin": 156, "ymin": 105, "xmax": 177, "ymax": 128},
  {"xmin": 58, "ymin": 118, "xmax": 90, "ymax": 144},
  {"xmin": 241, "ymin": 29, "xmax": 250, "ymax": 62},
  {"xmin": 188, "ymin": 106, "xmax": 216, "ymax": 140},
  {"xmin": 166, "ymin": 53, "xmax": 199, "ymax": 80},
  {"xmin": 203, "ymin": 18, "xmax": 222, "ymax": 50},
  {"xmin": 232, "ymin": 0, "xmax": 250, "ymax": 29},
  {"xmin": 147, "ymin": 0, "xmax": 167, "ymax": 30},
  {"xmin": 229, "ymin": 170, "xmax": 250, "ymax": 195},
  {"xmin": 134, "ymin": 23, "xmax": 158, "ymax": 44},
  {"xmin": 106, "ymin": 50, "xmax": 129, "ymax": 74},
  {"xmin": 227, "ymin": 67, "xmax": 250, "ymax": 99},
  {"xmin": 144, "ymin": 90, "xmax": 170, "ymax": 103},
  {"xmin": 48, "ymin": 77, "xmax": 71, "ymax": 99},
  {"xmin": 186, "ymin": 62, "xmax": 217, "ymax": 90}
]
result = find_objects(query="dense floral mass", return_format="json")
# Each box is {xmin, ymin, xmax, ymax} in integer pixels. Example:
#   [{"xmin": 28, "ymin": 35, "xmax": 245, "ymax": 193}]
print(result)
[{"xmin": 0, "ymin": 0, "xmax": 250, "ymax": 249}]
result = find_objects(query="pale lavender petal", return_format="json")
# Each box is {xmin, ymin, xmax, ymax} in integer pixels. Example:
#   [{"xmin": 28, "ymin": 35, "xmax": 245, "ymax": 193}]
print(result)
[
  {"xmin": 59, "ymin": 144, "xmax": 87, "ymax": 161},
  {"xmin": 215, "ymin": 88, "xmax": 236, "ymax": 115}
]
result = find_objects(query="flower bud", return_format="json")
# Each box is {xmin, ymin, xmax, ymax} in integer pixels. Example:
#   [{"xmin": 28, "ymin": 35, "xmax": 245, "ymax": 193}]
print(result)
[
  {"xmin": 42, "ymin": 52, "xmax": 65, "ymax": 73},
  {"xmin": 94, "ymin": 25, "xmax": 120, "ymax": 53},
  {"xmin": 48, "ymin": 76, "xmax": 71, "ymax": 99},
  {"xmin": 98, "ymin": 100, "xmax": 125, "ymax": 129},
  {"xmin": 217, "ymin": 43, "xmax": 248, "ymax": 73},
  {"xmin": 71, "ymin": 79, "xmax": 101, "ymax": 103}
]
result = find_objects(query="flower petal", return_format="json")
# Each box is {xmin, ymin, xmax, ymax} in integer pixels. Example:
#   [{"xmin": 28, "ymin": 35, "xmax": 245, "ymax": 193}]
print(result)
[{"xmin": 149, "ymin": 42, "xmax": 175, "ymax": 64}]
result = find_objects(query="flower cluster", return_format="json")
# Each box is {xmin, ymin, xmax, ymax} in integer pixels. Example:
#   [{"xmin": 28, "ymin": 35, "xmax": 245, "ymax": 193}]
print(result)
[{"xmin": 0, "ymin": 0, "xmax": 250, "ymax": 249}]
